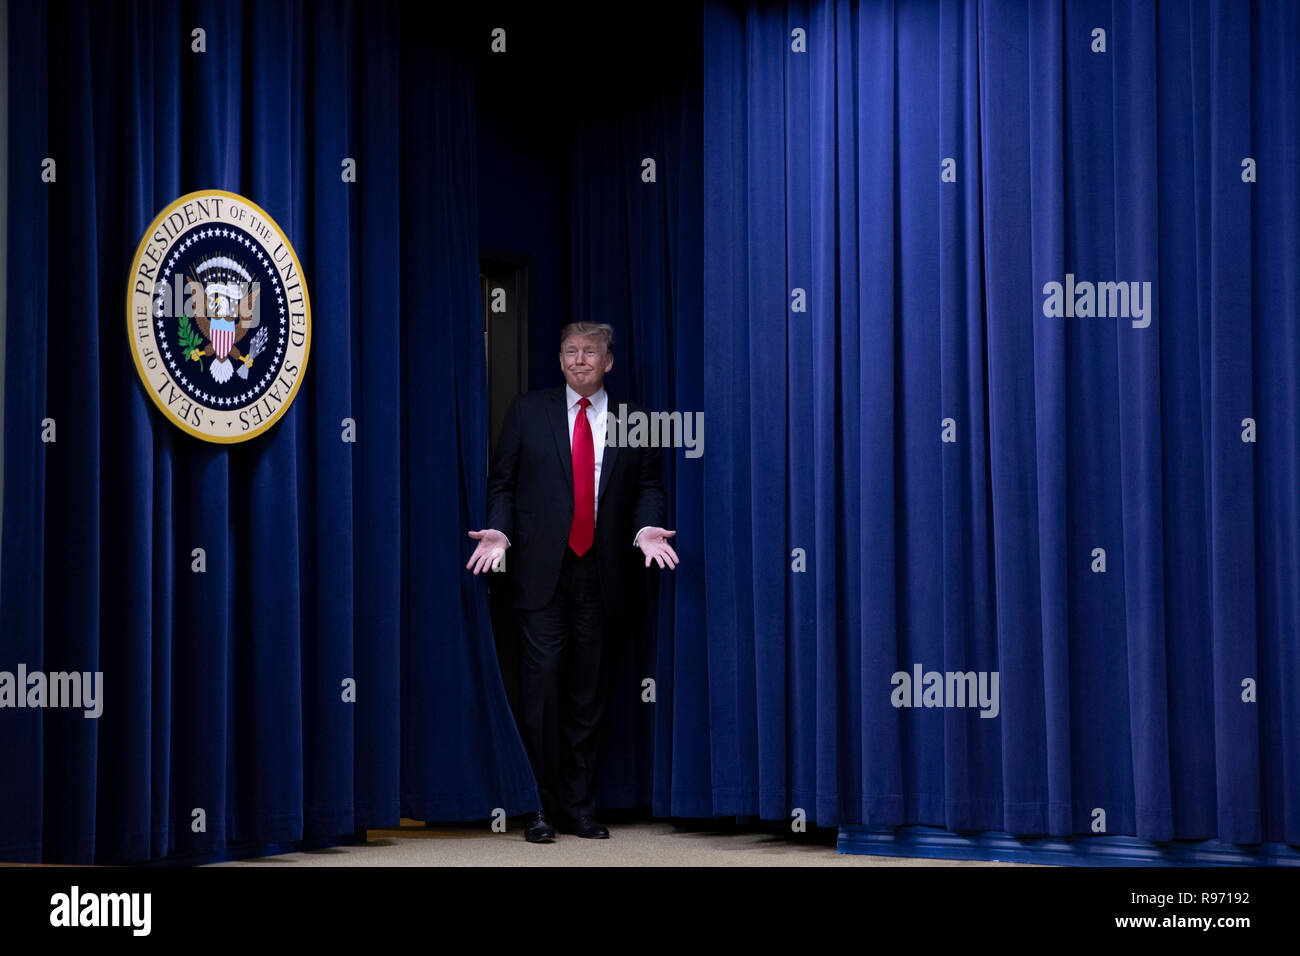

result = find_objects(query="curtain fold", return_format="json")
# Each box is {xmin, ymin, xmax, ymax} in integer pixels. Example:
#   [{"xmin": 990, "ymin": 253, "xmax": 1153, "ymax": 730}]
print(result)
[{"xmin": 0, "ymin": 0, "xmax": 537, "ymax": 865}]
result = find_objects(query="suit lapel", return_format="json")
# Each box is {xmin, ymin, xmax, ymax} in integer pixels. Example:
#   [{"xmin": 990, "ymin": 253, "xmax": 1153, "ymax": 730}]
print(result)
[
  {"xmin": 598, "ymin": 393, "xmax": 619, "ymax": 502},
  {"xmin": 548, "ymin": 385, "xmax": 574, "ymax": 494}
]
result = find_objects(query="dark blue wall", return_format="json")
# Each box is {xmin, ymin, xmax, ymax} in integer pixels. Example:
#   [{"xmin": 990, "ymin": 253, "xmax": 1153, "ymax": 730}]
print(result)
[{"xmin": 474, "ymin": 10, "xmax": 573, "ymax": 390}]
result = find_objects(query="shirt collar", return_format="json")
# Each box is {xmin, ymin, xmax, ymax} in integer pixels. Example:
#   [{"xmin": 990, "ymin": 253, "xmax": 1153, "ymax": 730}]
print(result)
[{"xmin": 566, "ymin": 384, "xmax": 606, "ymax": 412}]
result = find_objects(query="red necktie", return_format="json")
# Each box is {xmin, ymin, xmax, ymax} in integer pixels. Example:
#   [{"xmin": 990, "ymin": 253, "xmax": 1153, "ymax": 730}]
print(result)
[{"xmin": 569, "ymin": 397, "xmax": 595, "ymax": 556}]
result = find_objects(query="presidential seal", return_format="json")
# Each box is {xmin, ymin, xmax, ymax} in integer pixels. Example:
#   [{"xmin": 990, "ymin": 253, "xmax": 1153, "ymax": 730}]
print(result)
[{"xmin": 126, "ymin": 190, "xmax": 310, "ymax": 442}]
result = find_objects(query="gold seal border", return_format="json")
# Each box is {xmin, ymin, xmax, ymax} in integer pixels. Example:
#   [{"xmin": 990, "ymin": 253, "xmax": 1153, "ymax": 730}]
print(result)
[{"xmin": 125, "ymin": 189, "xmax": 313, "ymax": 444}]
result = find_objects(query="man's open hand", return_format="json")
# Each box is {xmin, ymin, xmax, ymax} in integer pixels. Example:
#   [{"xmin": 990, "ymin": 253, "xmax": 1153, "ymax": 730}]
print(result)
[
  {"xmin": 636, "ymin": 527, "xmax": 678, "ymax": 569},
  {"xmin": 467, "ymin": 529, "xmax": 508, "ymax": 575}
]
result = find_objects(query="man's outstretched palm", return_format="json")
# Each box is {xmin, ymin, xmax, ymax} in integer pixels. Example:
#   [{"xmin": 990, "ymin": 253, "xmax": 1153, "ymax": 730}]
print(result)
[
  {"xmin": 467, "ymin": 529, "xmax": 508, "ymax": 575},
  {"xmin": 637, "ymin": 527, "xmax": 678, "ymax": 569}
]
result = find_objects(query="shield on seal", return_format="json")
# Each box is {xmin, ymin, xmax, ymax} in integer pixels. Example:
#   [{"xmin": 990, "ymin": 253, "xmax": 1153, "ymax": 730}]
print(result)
[{"xmin": 209, "ymin": 317, "xmax": 236, "ymax": 359}]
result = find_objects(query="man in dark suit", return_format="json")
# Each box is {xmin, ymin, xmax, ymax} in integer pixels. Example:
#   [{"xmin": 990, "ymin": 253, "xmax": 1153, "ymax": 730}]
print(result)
[{"xmin": 467, "ymin": 322, "xmax": 678, "ymax": 843}]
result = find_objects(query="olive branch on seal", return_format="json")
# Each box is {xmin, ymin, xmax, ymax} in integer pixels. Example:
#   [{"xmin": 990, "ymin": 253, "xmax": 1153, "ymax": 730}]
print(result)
[{"xmin": 177, "ymin": 312, "xmax": 204, "ymax": 372}]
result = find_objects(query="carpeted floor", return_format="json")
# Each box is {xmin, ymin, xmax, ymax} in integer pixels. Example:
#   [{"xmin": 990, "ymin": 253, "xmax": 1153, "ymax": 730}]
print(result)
[{"xmin": 208, "ymin": 819, "xmax": 1041, "ymax": 866}]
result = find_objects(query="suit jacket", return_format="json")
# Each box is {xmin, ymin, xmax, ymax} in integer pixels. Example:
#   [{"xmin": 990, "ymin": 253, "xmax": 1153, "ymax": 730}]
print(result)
[{"xmin": 487, "ymin": 385, "xmax": 666, "ymax": 618}]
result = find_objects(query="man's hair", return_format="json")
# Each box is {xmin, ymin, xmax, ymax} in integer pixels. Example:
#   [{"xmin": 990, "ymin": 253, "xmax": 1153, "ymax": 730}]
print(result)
[{"xmin": 560, "ymin": 322, "xmax": 614, "ymax": 353}]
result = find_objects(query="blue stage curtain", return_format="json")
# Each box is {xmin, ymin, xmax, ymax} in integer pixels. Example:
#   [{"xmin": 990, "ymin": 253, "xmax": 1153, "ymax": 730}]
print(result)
[
  {"xmin": 0, "ymin": 0, "xmax": 537, "ymax": 864},
  {"xmin": 567, "ymin": 46, "xmax": 707, "ymax": 813},
  {"xmin": 576, "ymin": 0, "xmax": 1299, "ymax": 846}
]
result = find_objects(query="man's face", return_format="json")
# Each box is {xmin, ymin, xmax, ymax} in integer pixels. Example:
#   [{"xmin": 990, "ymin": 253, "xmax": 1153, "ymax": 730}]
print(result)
[{"xmin": 559, "ymin": 333, "xmax": 614, "ymax": 396}]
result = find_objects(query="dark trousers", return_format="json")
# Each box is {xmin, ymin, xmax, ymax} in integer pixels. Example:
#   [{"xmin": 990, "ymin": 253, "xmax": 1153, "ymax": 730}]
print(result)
[{"xmin": 517, "ymin": 545, "xmax": 608, "ymax": 819}]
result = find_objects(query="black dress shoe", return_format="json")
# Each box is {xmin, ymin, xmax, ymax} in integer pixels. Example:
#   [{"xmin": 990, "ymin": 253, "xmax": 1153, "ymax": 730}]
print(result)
[
  {"xmin": 524, "ymin": 810, "xmax": 556, "ymax": 843},
  {"xmin": 557, "ymin": 814, "xmax": 609, "ymax": 839}
]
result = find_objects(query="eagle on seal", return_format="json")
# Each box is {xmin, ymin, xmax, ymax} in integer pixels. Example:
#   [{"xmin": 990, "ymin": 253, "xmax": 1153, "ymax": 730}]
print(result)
[{"xmin": 183, "ymin": 259, "xmax": 264, "ymax": 384}]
